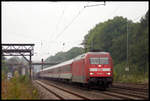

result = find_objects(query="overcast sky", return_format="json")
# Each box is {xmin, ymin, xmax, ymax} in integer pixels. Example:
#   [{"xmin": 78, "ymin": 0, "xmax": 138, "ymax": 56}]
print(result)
[{"xmin": 2, "ymin": 1, "xmax": 149, "ymax": 62}]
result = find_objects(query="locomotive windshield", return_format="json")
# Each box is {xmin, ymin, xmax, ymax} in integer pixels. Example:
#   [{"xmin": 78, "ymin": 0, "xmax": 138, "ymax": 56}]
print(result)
[{"xmin": 90, "ymin": 57, "xmax": 109, "ymax": 64}]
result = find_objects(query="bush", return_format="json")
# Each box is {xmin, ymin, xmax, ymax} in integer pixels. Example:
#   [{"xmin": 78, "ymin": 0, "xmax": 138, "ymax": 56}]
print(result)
[
  {"xmin": 113, "ymin": 62, "xmax": 148, "ymax": 83},
  {"xmin": 2, "ymin": 72, "xmax": 39, "ymax": 99}
]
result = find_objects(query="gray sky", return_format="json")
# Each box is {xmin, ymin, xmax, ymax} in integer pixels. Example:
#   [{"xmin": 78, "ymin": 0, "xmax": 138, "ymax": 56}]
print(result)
[{"xmin": 2, "ymin": 1, "xmax": 149, "ymax": 61}]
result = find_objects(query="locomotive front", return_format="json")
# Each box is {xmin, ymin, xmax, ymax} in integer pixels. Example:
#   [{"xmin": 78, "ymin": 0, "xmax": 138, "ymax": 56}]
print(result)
[{"xmin": 86, "ymin": 52, "xmax": 113, "ymax": 88}]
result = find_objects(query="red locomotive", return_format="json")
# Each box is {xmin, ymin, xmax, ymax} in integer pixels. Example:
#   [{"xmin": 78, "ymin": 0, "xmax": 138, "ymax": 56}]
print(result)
[{"xmin": 38, "ymin": 52, "xmax": 113, "ymax": 89}]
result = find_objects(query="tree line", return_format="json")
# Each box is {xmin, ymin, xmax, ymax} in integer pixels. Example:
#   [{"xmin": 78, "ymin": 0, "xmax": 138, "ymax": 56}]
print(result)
[{"xmin": 82, "ymin": 10, "xmax": 149, "ymax": 82}]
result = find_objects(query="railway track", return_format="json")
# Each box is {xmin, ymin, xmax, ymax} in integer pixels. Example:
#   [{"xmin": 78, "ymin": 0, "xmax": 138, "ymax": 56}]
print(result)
[
  {"xmin": 34, "ymin": 79, "xmax": 148, "ymax": 100},
  {"xmin": 34, "ymin": 80, "xmax": 92, "ymax": 100},
  {"xmin": 91, "ymin": 88, "xmax": 148, "ymax": 100},
  {"xmin": 112, "ymin": 84, "xmax": 148, "ymax": 93},
  {"xmin": 91, "ymin": 82, "xmax": 148, "ymax": 100},
  {"xmin": 109, "ymin": 87, "xmax": 148, "ymax": 98},
  {"xmin": 74, "ymin": 84, "xmax": 148, "ymax": 100}
]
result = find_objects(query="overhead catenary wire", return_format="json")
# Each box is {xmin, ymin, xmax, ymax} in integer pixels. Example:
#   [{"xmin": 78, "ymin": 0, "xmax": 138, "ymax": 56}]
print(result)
[
  {"xmin": 84, "ymin": 1, "xmax": 105, "ymax": 8},
  {"xmin": 38, "ymin": 2, "xmax": 106, "ymax": 56},
  {"xmin": 132, "ymin": 13, "xmax": 145, "ymax": 22},
  {"xmin": 48, "ymin": 5, "xmax": 66, "ymax": 52},
  {"xmin": 51, "ymin": 1, "xmax": 108, "ymax": 54},
  {"xmin": 55, "ymin": 6, "xmax": 65, "ymax": 32},
  {"xmin": 53, "ymin": 2, "xmax": 90, "ymax": 40},
  {"xmin": 54, "ymin": 8, "xmax": 85, "ymax": 39},
  {"xmin": 53, "ymin": 1, "xmax": 107, "ymax": 40},
  {"xmin": 106, "ymin": 5, "xmax": 119, "ymax": 19},
  {"xmin": 50, "ymin": 5, "xmax": 66, "ymax": 41}
]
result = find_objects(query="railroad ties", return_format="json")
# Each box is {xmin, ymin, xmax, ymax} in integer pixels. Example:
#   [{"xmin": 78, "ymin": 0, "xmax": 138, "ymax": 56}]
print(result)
[
  {"xmin": 34, "ymin": 80, "xmax": 92, "ymax": 100},
  {"xmin": 33, "ymin": 79, "xmax": 148, "ymax": 100}
]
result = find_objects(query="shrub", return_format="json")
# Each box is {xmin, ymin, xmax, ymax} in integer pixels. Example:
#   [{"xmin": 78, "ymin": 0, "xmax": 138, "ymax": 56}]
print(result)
[{"xmin": 2, "ymin": 72, "xmax": 39, "ymax": 99}]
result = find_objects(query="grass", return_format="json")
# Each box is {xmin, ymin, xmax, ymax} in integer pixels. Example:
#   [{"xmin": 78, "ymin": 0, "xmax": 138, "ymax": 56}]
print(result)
[
  {"xmin": 113, "ymin": 62, "xmax": 149, "ymax": 84},
  {"xmin": 2, "ymin": 71, "xmax": 40, "ymax": 99},
  {"xmin": 115, "ymin": 74, "xmax": 148, "ymax": 84}
]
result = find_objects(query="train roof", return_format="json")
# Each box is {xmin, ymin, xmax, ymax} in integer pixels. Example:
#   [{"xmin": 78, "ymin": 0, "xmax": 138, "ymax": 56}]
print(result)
[
  {"xmin": 39, "ymin": 52, "xmax": 110, "ymax": 72},
  {"xmin": 87, "ymin": 52, "xmax": 109, "ymax": 54},
  {"xmin": 40, "ymin": 59, "xmax": 74, "ymax": 72}
]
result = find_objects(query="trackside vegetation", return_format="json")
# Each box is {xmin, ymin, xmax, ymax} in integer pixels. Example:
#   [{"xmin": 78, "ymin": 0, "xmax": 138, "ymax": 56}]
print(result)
[{"xmin": 2, "ymin": 71, "xmax": 40, "ymax": 99}]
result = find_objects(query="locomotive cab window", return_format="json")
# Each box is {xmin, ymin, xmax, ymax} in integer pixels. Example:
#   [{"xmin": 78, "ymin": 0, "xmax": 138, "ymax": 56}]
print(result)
[
  {"xmin": 100, "ymin": 58, "xmax": 109, "ymax": 64},
  {"xmin": 90, "ymin": 58, "xmax": 99, "ymax": 64},
  {"xmin": 90, "ymin": 57, "xmax": 109, "ymax": 64}
]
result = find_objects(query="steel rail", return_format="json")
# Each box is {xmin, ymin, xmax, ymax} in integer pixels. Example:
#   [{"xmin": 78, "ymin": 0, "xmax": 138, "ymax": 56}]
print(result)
[
  {"xmin": 35, "ymin": 80, "xmax": 64, "ymax": 100},
  {"xmin": 40, "ymin": 80, "xmax": 91, "ymax": 100},
  {"xmin": 36, "ymin": 80, "xmax": 91, "ymax": 100}
]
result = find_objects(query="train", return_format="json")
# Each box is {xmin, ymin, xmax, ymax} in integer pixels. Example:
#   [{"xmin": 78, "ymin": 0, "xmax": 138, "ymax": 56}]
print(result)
[{"xmin": 37, "ymin": 52, "xmax": 113, "ymax": 89}]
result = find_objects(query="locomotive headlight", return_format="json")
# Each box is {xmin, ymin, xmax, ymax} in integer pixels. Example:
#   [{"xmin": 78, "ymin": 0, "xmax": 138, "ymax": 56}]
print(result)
[
  {"xmin": 90, "ymin": 72, "xmax": 94, "ymax": 75},
  {"xmin": 98, "ymin": 65, "xmax": 101, "ymax": 67},
  {"xmin": 107, "ymin": 73, "xmax": 111, "ymax": 75}
]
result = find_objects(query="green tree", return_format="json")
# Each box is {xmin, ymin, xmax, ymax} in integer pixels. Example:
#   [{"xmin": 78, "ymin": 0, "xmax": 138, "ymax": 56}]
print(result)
[{"xmin": 82, "ymin": 10, "xmax": 149, "ymax": 82}]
